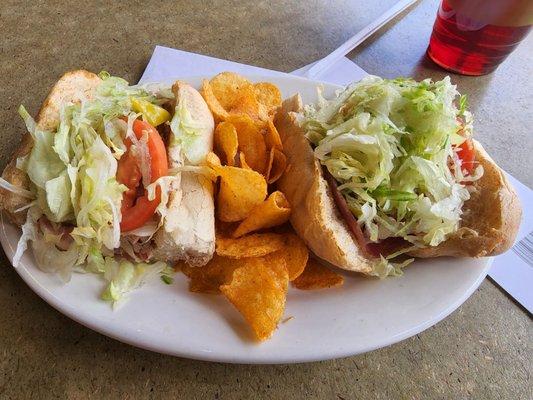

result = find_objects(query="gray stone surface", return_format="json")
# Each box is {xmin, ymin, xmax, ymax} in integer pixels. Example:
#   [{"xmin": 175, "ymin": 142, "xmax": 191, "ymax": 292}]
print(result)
[{"xmin": 0, "ymin": 0, "xmax": 531, "ymax": 399}]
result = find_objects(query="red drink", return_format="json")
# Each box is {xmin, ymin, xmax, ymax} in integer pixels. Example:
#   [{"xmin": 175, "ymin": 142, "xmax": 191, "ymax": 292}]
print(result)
[{"xmin": 428, "ymin": 0, "xmax": 532, "ymax": 75}]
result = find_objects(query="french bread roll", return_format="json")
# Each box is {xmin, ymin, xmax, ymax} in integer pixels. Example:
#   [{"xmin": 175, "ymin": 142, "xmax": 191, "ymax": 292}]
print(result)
[{"xmin": 275, "ymin": 94, "xmax": 521, "ymax": 274}]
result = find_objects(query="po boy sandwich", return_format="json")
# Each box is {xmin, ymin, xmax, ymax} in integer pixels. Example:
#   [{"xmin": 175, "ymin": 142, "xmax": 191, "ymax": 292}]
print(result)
[
  {"xmin": 0, "ymin": 70, "xmax": 215, "ymax": 295},
  {"xmin": 276, "ymin": 76, "xmax": 521, "ymax": 277}
]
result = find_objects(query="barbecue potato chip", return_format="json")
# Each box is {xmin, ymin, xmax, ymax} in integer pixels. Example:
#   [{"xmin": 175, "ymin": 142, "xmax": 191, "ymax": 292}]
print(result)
[
  {"xmin": 229, "ymin": 84, "xmax": 260, "ymax": 121},
  {"xmin": 258, "ymin": 105, "xmax": 270, "ymax": 122},
  {"xmin": 215, "ymin": 219, "xmax": 238, "ymax": 238},
  {"xmin": 226, "ymin": 114, "xmax": 267, "ymax": 174},
  {"xmin": 292, "ymin": 258, "xmax": 344, "ymax": 290},
  {"xmin": 214, "ymin": 121, "xmax": 238, "ymax": 166},
  {"xmin": 212, "ymin": 164, "xmax": 267, "ymax": 222},
  {"xmin": 265, "ymin": 148, "xmax": 287, "ymax": 184},
  {"xmin": 209, "ymin": 72, "xmax": 252, "ymax": 110},
  {"xmin": 254, "ymin": 232, "xmax": 309, "ymax": 281},
  {"xmin": 265, "ymin": 119, "xmax": 283, "ymax": 151},
  {"xmin": 201, "ymin": 80, "xmax": 229, "ymax": 122},
  {"xmin": 220, "ymin": 258, "xmax": 288, "ymax": 341},
  {"xmin": 206, "ymin": 151, "xmax": 222, "ymax": 167},
  {"xmin": 232, "ymin": 191, "xmax": 291, "ymax": 238},
  {"xmin": 239, "ymin": 152, "xmax": 252, "ymax": 170},
  {"xmin": 263, "ymin": 232, "xmax": 309, "ymax": 281},
  {"xmin": 180, "ymin": 255, "xmax": 240, "ymax": 294},
  {"xmin": 254, "ymin": 82, "xmax": 282, "ymax": 113},
  {"xmin": 216, "ymin": 232, "xmax": 286, "ymax": 258}
]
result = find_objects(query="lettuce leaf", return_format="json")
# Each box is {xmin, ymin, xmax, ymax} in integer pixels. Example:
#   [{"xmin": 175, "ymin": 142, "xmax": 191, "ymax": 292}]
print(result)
[
  {"xmin": 19, "ymin": 106, "xmax": 65, "ymax": 190},
  {"xmin": 101, "ymin": 258, "xmax": 169, "ymax": 306},
  {"xmin": 45, "ymin": 170, "xmax": 73, "ymax": 221}
]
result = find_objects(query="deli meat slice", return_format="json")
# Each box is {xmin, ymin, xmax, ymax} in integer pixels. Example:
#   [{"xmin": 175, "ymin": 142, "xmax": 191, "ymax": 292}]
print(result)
[
  {"xmin": 323, "ymin": 169, "xmax": 374, "ymax": 258},
  {"xmin": 323, "ymin": 169, "xmax": 407, "ymax": 258}
]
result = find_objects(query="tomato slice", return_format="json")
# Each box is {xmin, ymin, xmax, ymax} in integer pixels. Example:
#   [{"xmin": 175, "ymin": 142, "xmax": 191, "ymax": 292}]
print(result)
[
  {"xmin": 457, "ymin": 138, "xmax": 475, "ymax": 175},
  {"xmin": 117, "ymin": 119, "xmax": 168, "ymax": 232}
]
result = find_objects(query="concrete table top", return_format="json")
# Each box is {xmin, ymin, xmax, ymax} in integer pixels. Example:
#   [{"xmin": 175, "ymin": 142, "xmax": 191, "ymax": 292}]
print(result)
[{"xmin": 0, "ymin": 0, "xmax": 531, "ymax": 399}]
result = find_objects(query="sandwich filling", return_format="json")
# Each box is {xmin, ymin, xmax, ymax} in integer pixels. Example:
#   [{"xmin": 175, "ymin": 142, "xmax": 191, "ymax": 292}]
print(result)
[
  {"xmin": 2, "ymin": 73, "xmax": 209, "ymax": 303},
  {"xmin": 301, "ymin": 76, "xmax": 483, "ymax": 274}
]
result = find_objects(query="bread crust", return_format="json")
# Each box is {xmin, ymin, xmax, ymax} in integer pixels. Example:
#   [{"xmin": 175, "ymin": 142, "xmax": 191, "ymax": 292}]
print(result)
[
  {"xmin": 275, "ymin": 95, "xmax": 522, "ymax": 273},
  {"xmin": 408, "ymin": 140, "xmax": 521, "ymax": 258},
  {"xmin": 0, "ymin": 70, "xmax": 101, "ymax": 225},
  {"xmin": 275, "ymin": 95, "xmax": 374, "ymax": 273}
]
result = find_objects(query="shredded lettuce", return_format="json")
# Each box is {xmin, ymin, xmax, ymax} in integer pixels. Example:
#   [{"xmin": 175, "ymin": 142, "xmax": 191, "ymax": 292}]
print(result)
[
  {"xmin": 31, "ymin": 233, "xmax": 79, "ymax": 282},
  {"xmin": 44, "ymin": 170, "xmax": 73, "ymax": 221},
  {"xmin": 85, "ymin": 247, "xmax": 106, "ymax": 273},
  {"xmin": 146, "ymin": 174, "xmax": 180, "ymax": 229},
  {"xmin": 302, "ymin": 76, "xmax": 482, "ymax": 276},
  {"xmin": 169, "ymin": 96, "xmax": 212, "ymax": 165},
  {"xmin": 93, "ymin": 73, "xmax": 173, "ymax": 123},
  {"xmin": 72, "ymin": 135, "xmax": 125, "ymax": 250},
  {"xmin": 101, "ymin": 258, "xmax": 169, "ymax": 306},
  {"xmin": 160, "ymin": 264, "xmax": 175, "ymax": 285},
  {"xmin": 369, "ymin": 256, "xmax": 414, "ymax": 279},
  {"xmin": 20, "ymin": 106, "xmax": 65, "ymax": 191},
  {"xmin": 12, "ymin": 206, "xmax": 78, "ymax": 281},
  {"xmin": 12, "ymin": 206, "xmax": 39, "ymax": 268}
]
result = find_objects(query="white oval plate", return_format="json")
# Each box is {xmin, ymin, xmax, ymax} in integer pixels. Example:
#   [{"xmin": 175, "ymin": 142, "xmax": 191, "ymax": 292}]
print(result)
[{"xmin": 0, "ymin": 74, "xmax": 492, "ymax": 364}]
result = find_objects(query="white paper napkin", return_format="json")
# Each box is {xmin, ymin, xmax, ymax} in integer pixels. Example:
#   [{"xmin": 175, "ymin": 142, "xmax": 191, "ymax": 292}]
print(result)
[
  {"xmin": 140, "ymin": 45, "xmax": 532, "ymax": 314},
  {"xmin": 139, "ymin": 46, "xmax": 367, "ymax": 85},
  {"xmin": 488, "ymin": 174, "xmax": 532, "ymax": 314}
]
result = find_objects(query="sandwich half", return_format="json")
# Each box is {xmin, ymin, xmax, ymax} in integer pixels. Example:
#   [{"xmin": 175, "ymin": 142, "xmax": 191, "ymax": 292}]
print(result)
[
  {"xmin": 275, "ymin": 76, "xmax": 521, "ymax": 277},
  {"xmin": 0, "ymin": 70, "xmax": 215, "ymax": 282}
]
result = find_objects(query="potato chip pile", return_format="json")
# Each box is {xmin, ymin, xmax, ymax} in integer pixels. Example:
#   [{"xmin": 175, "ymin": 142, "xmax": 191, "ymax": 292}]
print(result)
[{"xmin": 179, "ymin": 72, "xmax": 344, "ymax": 341}]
